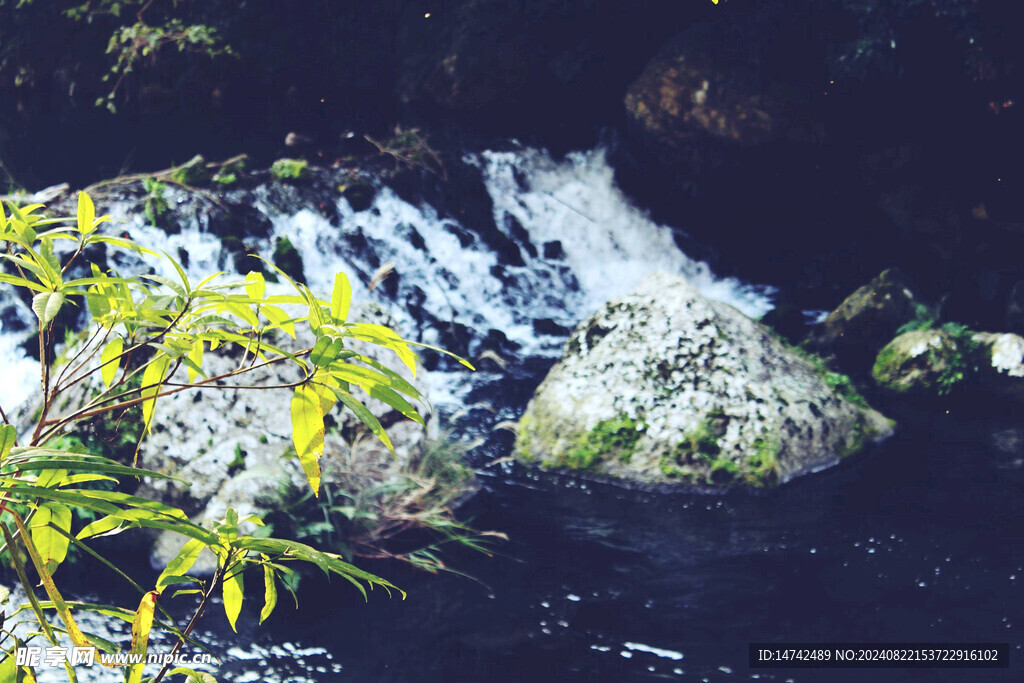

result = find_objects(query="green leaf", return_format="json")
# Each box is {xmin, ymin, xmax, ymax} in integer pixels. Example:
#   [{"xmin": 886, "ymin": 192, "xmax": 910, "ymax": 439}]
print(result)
[
  {"xmin": 0, "ymin": 424, "xmax": 16, "ymax": 460},
  {"xmin": 168, "ymin": 667, "xmax": 218, "ymax": 683},
  {"xmin": 223, "ymin": 567, "xmax": 244, "ymax": 632},
  {"xmin": 100, "ymin": 336, "xmax": 123, "ymax": 387},
  {"xmin": 0, "ymin": 271, "xmax": 48, "ymax": 292},
  {"xmin": 290, "ymin": 384, "xmax": 325, "ymax": 495},
  {"xmin": 310, "ymin": 336, "xmax": 345, "ymax": 366},
  {"xmin": 32, "ymin": 290, "xmax": 65, "ymax": 325},
  {"xmin": 128, "ymin": 591, "xmax": 159, "ymax": 683},
  {"xmin": 347, "ymin": 323, "xmax": 418, "ymax": 376},
  {"xmin": 331, "ymin": 272, "xmax": 352, "ymax": 322},
  {"xmin": 10, "ymin": 455, "xmax": 186, "ymax": 483},
  {"xmin": 29, "ymin": 503, "xmax": 73, "ymax": 574},
  {"xmin": 245, "ymin": 271, "xmax": 266, "ymax": 300},
  {"xmin": 337, "ymin": 393, "xmax": 393, "ymax": 453},
  {"xmin": 10, "ymin": 512, "xmax": 91, "ymax": 648},
  {"xmin": 157, "ymin": 538, "xmax": 205, "ymax": 592},
  {"xmin": 260, "ymin": 304, "xmax": 296, "ymax": 337},
  {"xmin": 140, "ymin": 355, "xmax": 171, "ymax": 439},
  {"xmin": 260, "ymin": 561, "xmax": 277, "ymax": 623},
  {"xmin": 77, "ymin": 191, "xmax": 96, "ymax": 236}
]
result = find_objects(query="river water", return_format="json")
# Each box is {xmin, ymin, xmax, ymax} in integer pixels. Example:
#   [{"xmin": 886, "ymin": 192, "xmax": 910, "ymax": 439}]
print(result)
[{"xmin": 3, "ymin": 146, "xmax": 1023, "ymax": 681}]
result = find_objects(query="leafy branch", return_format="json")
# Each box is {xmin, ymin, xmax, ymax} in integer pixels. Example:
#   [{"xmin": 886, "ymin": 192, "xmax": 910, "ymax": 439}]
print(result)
[{"xmin": 0, "ymin": 192, "xmax": 469, "ymax": 680}]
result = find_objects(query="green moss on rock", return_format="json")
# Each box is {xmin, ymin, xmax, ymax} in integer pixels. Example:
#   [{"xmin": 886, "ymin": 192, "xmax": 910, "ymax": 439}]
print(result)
[
  {"xmin": 560, "ymin": 417, "xmax": 644, "ymax": 471},
  {"xmin": 169, "ymin": 155, "xmax": 210, "ymax": 186},
  {"xmin": 742, "ymin": 435, "xmax": 780, "ymax": 487},
  {"xmin": 872, "ymin": 328, "xmax": 974, "ymax": 396},
  {"xmin": 272, "ymin": 236, "xmax": 305, "ymax": 283},
  {"xmin": 271, "ymin": 158, "xmax": 309, "ymax": 182}
]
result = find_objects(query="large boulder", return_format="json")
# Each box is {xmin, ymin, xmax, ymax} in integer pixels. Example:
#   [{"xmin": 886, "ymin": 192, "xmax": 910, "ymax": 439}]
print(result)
[
  {"xmin": 817, "ymin": 268, "xmax": 921, "ymax": 370},
  {"xmin": 625, "ymin": 25, "xmax": 780, "ymax": 154},
  {"xmin": 623, "ymin": 21, "xmax": 820, "ymax": 171},
  {"xmin": 515, "ymin": 273, "xmax": 893, "ymax": 488}
]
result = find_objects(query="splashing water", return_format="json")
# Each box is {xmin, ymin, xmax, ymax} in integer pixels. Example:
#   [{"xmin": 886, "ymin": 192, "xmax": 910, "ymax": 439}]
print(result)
[{"xmin": 0, "ymin": 145, "xmax": 773, "ymax": 412}]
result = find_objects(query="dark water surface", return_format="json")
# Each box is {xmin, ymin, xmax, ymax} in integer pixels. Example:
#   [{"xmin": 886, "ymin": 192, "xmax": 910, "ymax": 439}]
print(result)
[{"xmin": 188, "ymin": 405, "xmax": 1024, "ymax": 682}]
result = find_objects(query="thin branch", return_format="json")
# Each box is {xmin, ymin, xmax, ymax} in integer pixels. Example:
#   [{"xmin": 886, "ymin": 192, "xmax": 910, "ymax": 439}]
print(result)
[
  {"xmin": 53, "ymin": 324, "xmax": 107, "ymax": 391},
  {"xmin": 36, "ymin": 353, "xmax": 309, "ymax": 444},
  {"xmin": 151, "ymin": 561, "xmax": 226, "ymax": 683}
]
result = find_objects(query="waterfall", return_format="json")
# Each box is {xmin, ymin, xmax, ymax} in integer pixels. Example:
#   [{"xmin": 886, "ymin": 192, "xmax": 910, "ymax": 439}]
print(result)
[{"xmin": 0, "ymin": 145, "xmax": 773, "ymax": 412}]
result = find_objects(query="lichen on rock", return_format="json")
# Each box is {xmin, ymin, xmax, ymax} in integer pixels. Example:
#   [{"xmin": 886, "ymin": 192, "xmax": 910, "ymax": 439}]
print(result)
[{"xmin": 516, "ymin": 272, "xmax": 893, "ymax": 487}]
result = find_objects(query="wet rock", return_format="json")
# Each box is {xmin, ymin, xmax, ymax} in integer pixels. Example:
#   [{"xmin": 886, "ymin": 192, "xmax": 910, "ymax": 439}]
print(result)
[
  {"xmin": 818, "ymin": 268, "xmax": 921, "ymax": 370},
  {"xmin": 516, "ymin": 272, "xmax": 892, "ymax": 487},
  {"xmin": 342, "ymin": 179, "xmax": 377, "ymax": 212},
  {"xmin": 972, "ymin": 332, "xmax": 1024, "ymax": 403},
  {"xmin": 1006, "ymin": 281, "xmax": 1024, "ymax": 335},
  {"xmin": 272, "ymin": 235, "xmax": 305, "ymax": 283},
  {"xmin": 873, "ymin": 327, "xmax": 1024, "ymax": 403},
  {"xmin": 624, "ymin": 22, "xmax": 807, "ymax": 167},
  {"xmin": 532, "ymin": 318, "xmax": 572, "ymax": 337},
  {"xmin": 542, "ymin": 241, "xmax": 564, "ymax": 260},
  {"xmin": 871, "ymin": 329, "xmax": 964, "ymax": 397},
  {"xmin": 206, "ymin": 199, "xmax": 274, "ymax": 240}
]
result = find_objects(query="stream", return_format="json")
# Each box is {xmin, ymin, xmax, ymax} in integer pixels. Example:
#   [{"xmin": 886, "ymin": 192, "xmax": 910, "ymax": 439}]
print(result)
[{"xmin": 2, "ymin": 145, "xmax": 1023, "ymax": 681}]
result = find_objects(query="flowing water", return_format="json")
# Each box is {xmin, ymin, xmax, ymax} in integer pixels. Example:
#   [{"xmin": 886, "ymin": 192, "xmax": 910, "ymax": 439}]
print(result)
[{"xmin": 3, "ymin": 146, "xmax": 1022, "ymax": 681}]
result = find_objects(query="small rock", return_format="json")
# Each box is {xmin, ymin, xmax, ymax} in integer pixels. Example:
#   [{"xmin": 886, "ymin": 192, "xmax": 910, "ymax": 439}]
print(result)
[{"xmin": 818, "ymin": 268, "xmax": 921, "ymax": 370}]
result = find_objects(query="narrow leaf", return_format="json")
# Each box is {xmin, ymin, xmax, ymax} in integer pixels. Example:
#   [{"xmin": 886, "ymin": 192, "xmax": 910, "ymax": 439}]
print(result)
[
  {"xmin": 260, "ymin": 561, "xmax": 277, "ymax": 624},
  {"xmin": 331, "ymin": 272, "xmax": 352, "ymax": 322},
  {"xmin": 245, "ymin": 271, "xmax": 266, "ymax": 300},
  {"xmin": 337, "ymin": 393, "xmax": 393, "ymax": 453},
  {"xmin": 100, "ymin": 337, "xmax": 123, "ymax": 387},
  {"xmin": 290, "ymin": 384, "xmax": 325, "ymax": 495},
  {"xmin": 223, "ymin": 567, "xmax": 244, "ymax": 632},
  {"xmin": 157, "ymin": 539, "xmax": 205, "ymax": 592},
  {"xmin": 140, "ymin": 355, "xmax": 171, "ymax": 440},
  {"xmin": 29, "ymin": 503, "xmax": 72, "ymax": 574},
  {"xmin": 128, "ymin": 591, "xmax": 159, "ymax": 683},
  {"xmin": 12, "ymin": 512, "xmax": 91, "ymax": 648}
]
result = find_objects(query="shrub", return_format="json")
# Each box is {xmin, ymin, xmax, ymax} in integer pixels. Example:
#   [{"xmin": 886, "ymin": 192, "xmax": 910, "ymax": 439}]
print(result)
[{"xmin": 0, "ymin": 192, "xmax": 470, "ymax": 680}]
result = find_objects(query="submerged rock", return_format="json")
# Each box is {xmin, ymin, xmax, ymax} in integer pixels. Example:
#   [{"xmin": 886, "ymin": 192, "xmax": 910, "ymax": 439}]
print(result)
[{"xmin": 515, "ymin": 272, "xmax": 892, "ymax": 487}]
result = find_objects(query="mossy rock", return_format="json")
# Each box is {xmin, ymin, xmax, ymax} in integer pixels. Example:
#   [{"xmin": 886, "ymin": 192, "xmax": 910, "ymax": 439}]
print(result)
[
  {"xmin": 872, "ymin": 329, "xmax": 962, "ymax": 396},
  {"xmin": 516, "ymin": 272, "xmax": 893, "ymax": 488},
  {"xmin": 272, "ymin": 236, "xmax": 305, "ymax": 282},
  {"xmin": 169, "ymin": 155, "xmax": 211, "ymax": 186},
  {"xmin": 271, "ymin": 158, "xmax": 309, "ymax": 183},
  {"xmin": 819, "ymin": 268, "xmax": 920, "ymax": 369},
  {"xmin": 342, "ymin": 179, "xmax": 376, "ymax": 212}
]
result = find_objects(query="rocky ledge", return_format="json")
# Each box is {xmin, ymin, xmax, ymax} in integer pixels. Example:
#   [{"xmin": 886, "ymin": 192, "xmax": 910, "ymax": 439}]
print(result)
[{"xmin": 515, "ymin": 272, "xmax": 893, "ymax": 488}]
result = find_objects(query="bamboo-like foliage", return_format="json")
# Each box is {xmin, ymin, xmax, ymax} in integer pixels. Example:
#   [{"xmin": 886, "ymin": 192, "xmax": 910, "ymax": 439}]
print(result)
[{"xmin": 0, "ymin": 193, "xmax": 469, "ymax": 681}]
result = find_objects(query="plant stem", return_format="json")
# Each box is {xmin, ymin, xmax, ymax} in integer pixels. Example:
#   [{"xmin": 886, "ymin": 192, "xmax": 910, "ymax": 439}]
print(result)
[{"xmin": 152, "ymin": 562, "xmax": 226, "ymax": 683}]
